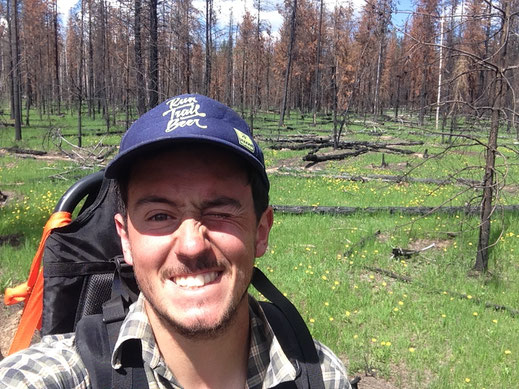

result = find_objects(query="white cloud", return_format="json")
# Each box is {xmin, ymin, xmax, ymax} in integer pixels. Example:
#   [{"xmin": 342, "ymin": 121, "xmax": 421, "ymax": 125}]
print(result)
[
  {"xmin": 57, "ymin": 0, "xmax": 78, "ymax": 17},
  {"xmin": 193, "ymin": 0, "xmax": 283, "ymax": 36},
  {"xmin": 195, "ymin": 0, "xmax": 365, "ymax": 40}
]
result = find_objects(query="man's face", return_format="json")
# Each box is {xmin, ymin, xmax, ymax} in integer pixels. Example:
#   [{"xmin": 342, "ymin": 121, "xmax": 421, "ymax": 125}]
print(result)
[{"xmin": 115, "ymin": 147, "xmax": 273, "ymax": 338}]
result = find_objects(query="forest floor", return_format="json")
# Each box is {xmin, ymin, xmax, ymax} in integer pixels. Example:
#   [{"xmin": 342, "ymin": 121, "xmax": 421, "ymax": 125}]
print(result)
[{"xmin": 0, "ymin": 302, "xmax": 23, "ymax": 359}]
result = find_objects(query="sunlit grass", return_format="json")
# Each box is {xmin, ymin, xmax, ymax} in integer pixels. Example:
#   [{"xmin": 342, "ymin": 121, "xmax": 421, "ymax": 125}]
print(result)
[
  {"xmin": 254, "ymin": 213, "xmax": 519, "ymax": 387},
  {"xmin": 269, "ymin": 174, "xmax": 486, "ymax": 207}
]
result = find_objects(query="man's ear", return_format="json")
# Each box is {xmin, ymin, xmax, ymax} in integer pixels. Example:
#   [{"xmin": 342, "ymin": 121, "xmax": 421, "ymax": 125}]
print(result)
[
  {"xmin": 115, "ymin": 213, "xmax": 134, "ymax": 266},
  {"xmin": 255, "ymin": 206, "xmax": 274, "ymax": 258}
]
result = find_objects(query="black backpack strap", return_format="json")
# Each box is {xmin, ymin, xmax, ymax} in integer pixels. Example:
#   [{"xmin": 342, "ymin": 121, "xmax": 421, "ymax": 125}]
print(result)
[
  {"xmin": 252, "ymin": 267, "xmax": 325, "ymax": 389},
  {"xmin": 75, "ymin": 314, "xmax": 113, "ymax": 387},
  {"xmin": 76, "ymin": 292, "xmax": 148, "ymax": 389},
  {"xmin": 260, "ymin": 302, "xmax": 302, "ymax": 389}
]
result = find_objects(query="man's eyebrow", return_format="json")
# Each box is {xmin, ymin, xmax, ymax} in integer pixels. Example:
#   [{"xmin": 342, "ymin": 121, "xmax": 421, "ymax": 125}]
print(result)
[
  {"xmin": 201, "ymin": 197, "xmax": 243, "ymax": 210},
  {"xmin": 133, "ymin": 196, "xmax": 242, "ymax": 210},
  {"xmin": 134, "ymin": 195, "xmax": 177, "ymax": 208}
]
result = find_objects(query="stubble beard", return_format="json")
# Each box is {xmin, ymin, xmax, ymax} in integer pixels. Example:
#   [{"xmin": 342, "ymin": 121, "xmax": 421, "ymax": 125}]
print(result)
[{"xmin": 136, "ymin": 262, "xmax": 252, "ymax": 341}]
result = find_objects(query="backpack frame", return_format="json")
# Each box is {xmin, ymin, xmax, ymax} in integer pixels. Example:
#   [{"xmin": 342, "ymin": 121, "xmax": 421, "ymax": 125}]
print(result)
[{"xmin": 7, "ymin": 171, "xmax": 342, "ymax": 388}]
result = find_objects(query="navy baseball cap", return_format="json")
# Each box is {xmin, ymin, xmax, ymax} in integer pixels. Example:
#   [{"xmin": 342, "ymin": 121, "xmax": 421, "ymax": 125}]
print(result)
[{"xmin": 105, "ymin": 94, "xmax": 269, "ymax": 190}]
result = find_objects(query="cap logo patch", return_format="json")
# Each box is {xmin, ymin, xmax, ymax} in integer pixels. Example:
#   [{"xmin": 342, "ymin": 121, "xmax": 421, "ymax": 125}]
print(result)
[
  {"xmin": 163, "ymin": 97, "xmax": 208, "ymax": 133},
  {"xmin": 234, "ymin": 128, "xmax": 255, "ymax": 153}
]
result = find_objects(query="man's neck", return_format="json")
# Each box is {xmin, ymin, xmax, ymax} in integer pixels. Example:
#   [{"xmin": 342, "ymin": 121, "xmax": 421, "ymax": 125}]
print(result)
[{"xmin": 146, "ymin": 299, "xmax": 251, "ymax": 389}]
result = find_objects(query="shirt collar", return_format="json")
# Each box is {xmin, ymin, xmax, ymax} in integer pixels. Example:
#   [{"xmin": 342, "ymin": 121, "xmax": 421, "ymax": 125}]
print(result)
[
  {"xmin": 111, "ymin": 294, "xmax": 169, "ymax": 375},
  {"xmin": 111, "ymin": 294, "xmax": 297, "ymax": 388}
]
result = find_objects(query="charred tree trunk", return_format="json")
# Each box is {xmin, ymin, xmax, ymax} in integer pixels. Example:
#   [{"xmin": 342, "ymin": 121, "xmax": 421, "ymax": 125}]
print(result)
[
  {"xmin": 87, "ymin": 0, "xmax": 95, "ymax": 119},
  {"xmin": 148, "ymin": 0, "xmax": 159, "ymax": 109},
  {"xmin": 279, "ymin": 0, "xmax": 297, "ymax": 127},
  {"xmin": 474, "ymin": 96, "xmax": 500, "ymax": 272},
  {"xmin": 125, "ymin": 40, "xmax": 131, "ymax": 130},
  {"xmin": 332, "ymin": 62, "xmax": 338, "ymax": 148},
  {"xmin": 78, "ymin": 0, "xmax": 85, "ymax": 148},
  {"xmin": 6, "ymin": 0, "xmax": 15, "ymax": 121},
  {"xmin": 312, "ymin": 0, "xmax": 323, "ymax": 126},
  {"xmin": 11, "ymin": 0, "xmax": 22, "ymax": 140},
  {"xmin": 204, "ymin": 0, "xmax": 213, "ymax": 96},
  {"xmin": 373, "ymin": 40, "xmax": 383, "ymax": 119},
  {"xmin": 25, "ymin": 73, "xmax": 32, "ymax": 126},
  {"xmin": 473, "ymin": 0, "xmax": 510, "ymax": 272},
  {"xmin": 418, "ymin": 67, "xmax": 427, "ymax": 127},
  {"xmin": 134, "ymin": 0, "xmax": 146, "ymax": 115},
  {"xmin": 100, "ymin": 0, "xmax": 110, "ymax": 131},
  {"xmin": 53, "ymin": 0, "xmax": 61, "ymax": 113},
  {"xmin": 181, "ymin": 0, "xmax": 192, "ymax": 93},
  {"xmin": 250, "ymin": 0, "xmax": 261, "ymax": 135},
  {"xmin": 225, "ymin": 13, "xmax": 233, "ymax": 106}
]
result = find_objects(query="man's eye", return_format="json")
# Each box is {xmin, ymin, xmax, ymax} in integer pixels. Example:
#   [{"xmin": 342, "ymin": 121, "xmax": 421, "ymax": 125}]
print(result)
[
  {"xmin": 149, "ymin": 213, "xmax": 171, "ymax": 222},
  {"xmin": 206, "ymin": 212, "xmax": 231, "ymax": 219}
]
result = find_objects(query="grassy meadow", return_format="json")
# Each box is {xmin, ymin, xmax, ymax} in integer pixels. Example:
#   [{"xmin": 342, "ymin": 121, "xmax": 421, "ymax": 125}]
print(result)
[{"xmin": 1, "ymin": 107, "xmax": 519, "ymax": 387}]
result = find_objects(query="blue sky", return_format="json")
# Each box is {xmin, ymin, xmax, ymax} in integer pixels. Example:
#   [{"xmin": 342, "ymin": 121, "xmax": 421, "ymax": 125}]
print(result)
[
  {"xmin": 393, "ymin": 0, "xmax": 415, "ymax": 28},
  {"xmin": 57, "ymin": 0, "xmax": 417, "ymax": 36}
]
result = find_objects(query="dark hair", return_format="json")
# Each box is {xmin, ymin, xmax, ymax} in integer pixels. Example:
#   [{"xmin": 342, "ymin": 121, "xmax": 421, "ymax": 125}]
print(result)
[{"xmin": 114, "ymin": 154, "xmax": 269, "ymax": 223}]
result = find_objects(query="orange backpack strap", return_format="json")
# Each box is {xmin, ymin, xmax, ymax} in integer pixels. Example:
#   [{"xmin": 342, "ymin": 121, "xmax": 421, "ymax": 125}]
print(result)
[{"xmin": 4, "ymin": 211, "xmax": 72, "ymax": 355}]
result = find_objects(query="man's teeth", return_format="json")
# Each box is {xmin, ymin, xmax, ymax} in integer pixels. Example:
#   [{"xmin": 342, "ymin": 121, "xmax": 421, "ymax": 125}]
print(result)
[{"xmin": 174, "ymin": 272, "xmax": 218, "ymax": 288}]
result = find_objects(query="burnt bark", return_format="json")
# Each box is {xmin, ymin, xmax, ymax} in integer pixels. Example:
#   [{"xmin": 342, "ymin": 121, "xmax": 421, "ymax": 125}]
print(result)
[
  {"xmin": 148, "ymin": 0, "xmax": 159, "ymax": 109},
  {"xmin": 134, "ymin": 0, "xmax": 146, "ymax": 115},
  {"xmin": 279, "ymin": 0, "xmax": 297, "ymax": 127},
  {"xmin": 473, "ymin": 0, "xmax": 510, "ymax": 273},
  {"xmin": 10, "ymin": 0, "xmax": 22, "ymax": 140},
  {"xmin": 77, "ymin": 0, "xmax": 85, "ymax": 147},
  {"xmin": 311, "ymin": 0, "xmax": 323, "ymax": 126},
  {"xmin": 53, "ymin": 0, "xmax": 61, "ymax": 113}
]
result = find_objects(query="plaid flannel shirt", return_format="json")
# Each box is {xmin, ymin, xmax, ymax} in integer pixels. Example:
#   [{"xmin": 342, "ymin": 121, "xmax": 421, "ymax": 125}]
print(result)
[{"xmin": 0, "ymin": 294, "xmax": 350, "ymax": 389}]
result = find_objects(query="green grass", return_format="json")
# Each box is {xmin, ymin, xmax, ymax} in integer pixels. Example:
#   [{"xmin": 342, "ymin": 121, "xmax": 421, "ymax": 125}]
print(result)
[
  {"xmin": 254, "ymin": 213, "xmax": 519, "ymax": 387},
  {"xmin": 269, "ymin": 174, "xmax": 476, "ymax": 207},
  {"xmin": 1, "ymin": 107, "xmax": 519, "ymax": 386}
]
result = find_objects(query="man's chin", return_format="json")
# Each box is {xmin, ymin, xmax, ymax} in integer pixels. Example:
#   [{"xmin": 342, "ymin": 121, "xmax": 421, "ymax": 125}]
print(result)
[
  {"xmin": 158, "ymin": 309, "xmax": 238, "ymax": 340},
  {"xmin": 149, "ymin": 295, "xmax": 248, "ymax": 340},
  {"xmin": 141, "ymin": 278, "xmax": 251, "ymax": 340}
]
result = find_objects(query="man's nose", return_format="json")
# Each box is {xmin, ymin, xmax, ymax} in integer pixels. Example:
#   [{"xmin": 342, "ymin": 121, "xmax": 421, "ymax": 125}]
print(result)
[{"xmin": 172, "ymin": 218, "xmax": 209, "ymax": 260}]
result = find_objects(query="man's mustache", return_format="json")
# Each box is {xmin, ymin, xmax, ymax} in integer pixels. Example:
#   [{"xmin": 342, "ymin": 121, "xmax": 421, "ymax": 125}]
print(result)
[{"xmin": 160, "ymin": 257, "xmax": 222, "ymax": 279}]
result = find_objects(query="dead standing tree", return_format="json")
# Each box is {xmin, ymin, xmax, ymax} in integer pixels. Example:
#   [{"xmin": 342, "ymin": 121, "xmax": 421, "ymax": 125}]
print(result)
[
  {"xmin": 279, "ymin": 0, "xmax": 297, "ymax": 127},
  {"xmin": 401, "ymin": 0, "xmax": 517, "ymax": 273},
  {"xmin": 9, "ymin": 0, "xmax": 22, "ymax": 140},
  {"xmin": 473, "ymin": 0, "xmax": 515, "ymax": 272},
  {"xmin": 134, "ymin": 0, "xmax": 146, "ymax": 115}
]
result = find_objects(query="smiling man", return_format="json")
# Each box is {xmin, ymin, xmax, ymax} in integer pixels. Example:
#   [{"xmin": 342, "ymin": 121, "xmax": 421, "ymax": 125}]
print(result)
[{"xmin": 0, "ymin": 94, "xmax": 350, "ymax": 389}]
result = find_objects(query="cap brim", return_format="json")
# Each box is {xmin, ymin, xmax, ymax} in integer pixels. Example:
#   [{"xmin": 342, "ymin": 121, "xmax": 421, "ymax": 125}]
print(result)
[{"xmin": 105, "ymin": 135, "xmax": 269, "ymax": 189}]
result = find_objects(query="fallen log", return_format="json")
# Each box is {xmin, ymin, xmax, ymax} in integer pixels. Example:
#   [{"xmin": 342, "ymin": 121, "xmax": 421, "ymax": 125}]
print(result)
[
  {"xmin": 303, "ymin": 149, "xmax": 368, "ymax": 162},
  {"xmin": 303, "ymin": 143, "xmax": 421, "ymax": 162},
  {"xmin": 0, "ymin": 190, "xmax": 7, "ymax": 204},
  {"xmin": 270, "ymin": 142, "xmax": 323, "ymax": 151},
  {"xmin": 0, "ymin": 233, "xmax": 23, "ymax": 247},
  {"xmin": 269, "ymin": 139, "xmax": 423, "ymax": 152},
  {"xmin": 336, "ymin": 140, "xmax": 424, "ymax": 149},
  {"xmin": 392, "ymin": 243, "xmax": 435, "ymax": 258},
  {"xmin": 264, "ymin": 136, "xmax": 330, "ymax": 144},
  {"xmin": 381, "ymin": 146, "xmax": 415, "ymax": 154},
  {"xmin": 3, "ymin": 146, "xmax": 47, "ymax": 156},
  {"xmin": 272, "ymin": 204, "xmax": 519, "ymax": 215}
]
